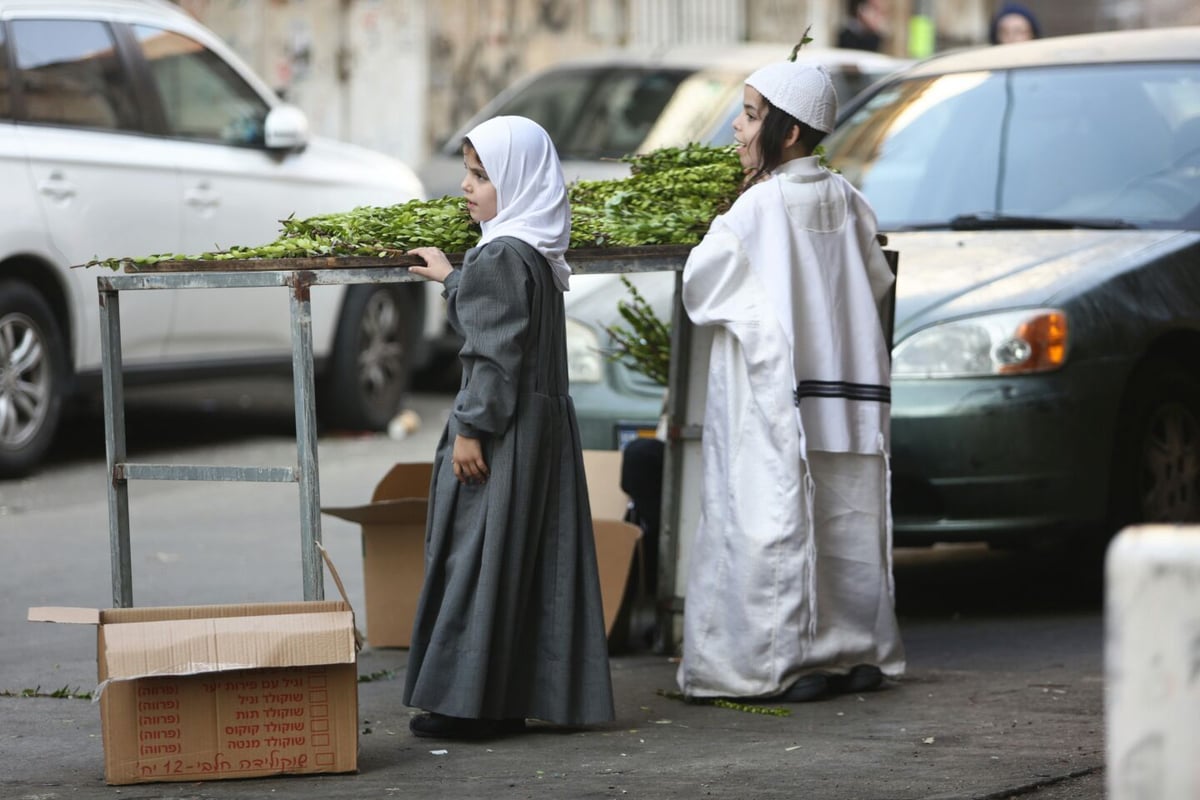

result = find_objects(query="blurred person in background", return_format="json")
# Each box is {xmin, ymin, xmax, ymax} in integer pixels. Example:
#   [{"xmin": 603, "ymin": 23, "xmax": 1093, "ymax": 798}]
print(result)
[
  {"xmin": 837, "ymin": 0, "xmax": 888, "ymax": 52},
  {"xmin": 989, "ymin": 3, "xmax": 1041, "ymax": 44}
]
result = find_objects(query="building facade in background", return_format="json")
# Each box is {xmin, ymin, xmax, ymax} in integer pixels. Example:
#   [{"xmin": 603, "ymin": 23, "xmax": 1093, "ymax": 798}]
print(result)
[{"xmin": 177, "ymin": 0, "xmax": 1199, "ymax": 176}]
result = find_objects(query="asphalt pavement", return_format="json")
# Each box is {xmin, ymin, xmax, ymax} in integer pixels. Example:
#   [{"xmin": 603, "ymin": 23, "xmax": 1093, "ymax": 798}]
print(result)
[{"xmin": 0, "ymin": 390, "xmax": 1108, "ymax": 799}]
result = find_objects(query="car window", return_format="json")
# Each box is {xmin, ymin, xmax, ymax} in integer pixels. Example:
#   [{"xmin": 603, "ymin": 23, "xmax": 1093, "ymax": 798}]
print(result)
[
  {"xmin": 11, "ymin": 19, "xmax": 141, "ymax": 130},
  {"xmin": 565, "ymin": 69, "xmax": 689, "ymax": 159},
  {"xmin": 832, "ymin": 68, "xmax": 894, "ymax": 107},
  {"xmin": 0, "ymin": 25, "xmax": 10, "ymax": 118},
  {"xmin": 833, "ymin": 73, "xmax": 1003, "ymax": 226},
  {"xmin": 467, "ymin": 66, "xmax": 690, "ymax": 160},
  {"xmin": 641, "ymin": 69, "xmax": 741, "ymax": 151},
  {"xmin": 825, "ymin": 63, "xmax": 1200, "ymax": 230},
  {"xmin": 482, "ymin": 67, "xmax": 597, "ymax": 154},
  {"xmin": 131, "ymin": 24, "xmax": 269, "ymax": 145}
]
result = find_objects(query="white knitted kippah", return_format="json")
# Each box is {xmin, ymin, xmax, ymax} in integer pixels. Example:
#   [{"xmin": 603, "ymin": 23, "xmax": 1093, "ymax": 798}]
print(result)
[{"xmin": 745, "ymin": 62, "xmax": 838, "ymax": 133}]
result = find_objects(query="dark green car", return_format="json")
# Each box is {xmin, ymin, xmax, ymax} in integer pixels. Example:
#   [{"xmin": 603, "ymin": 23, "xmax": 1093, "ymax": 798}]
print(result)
[{"xmin": 566, "ymin": 26, "xmax": 1200, "ymax": 546}]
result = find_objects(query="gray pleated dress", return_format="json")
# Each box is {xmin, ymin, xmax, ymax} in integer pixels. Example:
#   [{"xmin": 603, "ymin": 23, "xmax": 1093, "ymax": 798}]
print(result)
[{"xmin": 402, "ymin": 236, "xmax": 615, "ymax": 726}]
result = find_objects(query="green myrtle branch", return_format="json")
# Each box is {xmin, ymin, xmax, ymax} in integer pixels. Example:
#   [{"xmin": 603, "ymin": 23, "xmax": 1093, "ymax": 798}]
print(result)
[{"xmin": 602, "ymin": 277, "xmax": 672, "ymax": 387}]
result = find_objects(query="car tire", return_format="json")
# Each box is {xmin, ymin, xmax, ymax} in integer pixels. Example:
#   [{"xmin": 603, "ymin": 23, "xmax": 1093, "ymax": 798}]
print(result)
[
  {"xmin": 319, "ymin": 283, "xmax": 417, "ymax": 432},
  {"xmin": 1109, "ymin": 357, "xmax": 1200, "ymax": 529},
  {"xmin": 0, "ymin": 281, "xmax": 68, "ymax": 478}
]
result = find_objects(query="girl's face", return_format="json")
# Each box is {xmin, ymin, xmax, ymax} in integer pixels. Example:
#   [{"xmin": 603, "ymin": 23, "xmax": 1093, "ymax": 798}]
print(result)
[
  {"xmin": 461, "ymin": 144, "xmax": 498, "ymax": 223},
  {"xmin": 732, "ymin": 85, "xmax": 768, "ymax": 172}
]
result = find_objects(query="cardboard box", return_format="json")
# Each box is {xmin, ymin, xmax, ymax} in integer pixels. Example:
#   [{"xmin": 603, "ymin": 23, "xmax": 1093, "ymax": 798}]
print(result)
[
  {"xmin": 583, "ymin": 450, "xmax": 646, "ymax": 649},
  {"xmin": 582, "ymin": 448, "xmax": 632, "ymax": 520},
  {"xmin": 322, "ymin": 456, "xmax": 641, "ymax": 648},
  {"xmin": 29, "ymin": 601, "xmax": 358, "ymax": 786},
  {"xmin": 322, "ymin": 462, "xmax": 431, "ymax": 649}
]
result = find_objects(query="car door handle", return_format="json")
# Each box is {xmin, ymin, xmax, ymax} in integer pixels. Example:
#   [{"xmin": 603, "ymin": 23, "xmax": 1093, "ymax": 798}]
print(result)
[
  {"xmin": 184, "ymin": 182, "xmax": 220, "ymax": 210},
  {"xmin": 37, "ymin": 172, "xmax": 76, "ymax": 202}
]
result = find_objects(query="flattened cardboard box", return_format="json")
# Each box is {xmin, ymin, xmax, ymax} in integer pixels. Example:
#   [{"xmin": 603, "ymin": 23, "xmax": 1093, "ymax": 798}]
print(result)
[
  {"xmin": 322, "ymin": 456, "xmax": 641, "ymax": 648},
  {"xmin": 29, "ymin": 601, "xmax": 357, "ymax": 786}
]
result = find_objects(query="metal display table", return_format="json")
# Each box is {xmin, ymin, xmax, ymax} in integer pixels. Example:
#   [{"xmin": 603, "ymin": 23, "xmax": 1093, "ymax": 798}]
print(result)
[{"xmin": 96, "ymin": 247, "xmax": 694, "ymax": 626}]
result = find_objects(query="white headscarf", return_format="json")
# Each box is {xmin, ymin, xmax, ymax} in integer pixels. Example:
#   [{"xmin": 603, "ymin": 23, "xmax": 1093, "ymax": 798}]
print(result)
[{"xmin": 466, "ymin": 115, "xmax": 573, "ymax": 291}]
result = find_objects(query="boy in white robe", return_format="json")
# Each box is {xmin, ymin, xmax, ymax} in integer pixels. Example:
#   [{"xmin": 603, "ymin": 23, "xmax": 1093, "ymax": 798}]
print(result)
[{"xmin": 677, "ymin": 61, "xmax": 905, "ymax": 702}]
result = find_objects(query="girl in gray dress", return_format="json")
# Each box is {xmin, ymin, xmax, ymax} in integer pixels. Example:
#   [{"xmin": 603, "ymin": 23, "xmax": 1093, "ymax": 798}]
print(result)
[{"xmin": 403, "ymin": 115, "xmax": 615, "ymax": 740}]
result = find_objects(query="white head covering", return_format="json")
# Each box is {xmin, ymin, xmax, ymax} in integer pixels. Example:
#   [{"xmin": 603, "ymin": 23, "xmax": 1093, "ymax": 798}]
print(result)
[
  {"xmin": 466, "ymin": 115, "xmax": 572, "ymax": 291},
  {"xmin": 745, "ymin": 62, "xmax": 838, "ymax": 133}
]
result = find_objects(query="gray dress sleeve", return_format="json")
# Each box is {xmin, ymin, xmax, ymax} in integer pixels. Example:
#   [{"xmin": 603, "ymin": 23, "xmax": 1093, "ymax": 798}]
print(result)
[
  {"xmin": 447, "ymin": 240, "xmax": 532, "ymax": 438},
  {"xmin": 441, "ymin": 268, "xmax": 461, "ymax": 294}
]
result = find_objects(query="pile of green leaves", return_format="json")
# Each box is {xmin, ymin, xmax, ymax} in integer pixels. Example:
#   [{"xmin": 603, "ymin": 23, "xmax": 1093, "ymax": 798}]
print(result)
[
  {"xmin": 86, "ymin": 144, "xmax": 743, "ymax": 270},
  {"xmin": 274, "ymin": 197, "xmax": 478, "ymax": 256},
  {"xmin": 569, "ymin": 143, "xmax": 742, "ymax": 248},
  {"xmin": 94, "ymin": 196, "xmax": 476, "ymax": 269}
]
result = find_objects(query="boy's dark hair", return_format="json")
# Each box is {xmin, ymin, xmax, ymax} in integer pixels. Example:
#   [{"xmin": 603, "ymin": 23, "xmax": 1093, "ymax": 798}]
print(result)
[
  {"xmin": 743, "ymin": 100, "xmax": 827, "ymax": 188},
  {"xmin": 847, "ymin": 0, "xmax": 864, "ymax": 16}
]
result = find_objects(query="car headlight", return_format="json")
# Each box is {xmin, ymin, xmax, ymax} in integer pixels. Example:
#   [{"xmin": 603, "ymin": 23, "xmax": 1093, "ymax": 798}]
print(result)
[
  {"xmin": 893, "ymin": 308, "xmax": 1068, "ymax": 378},
  {"xmin": 565, "ymin": 317, "xmax": 604, "ymax": 383}
]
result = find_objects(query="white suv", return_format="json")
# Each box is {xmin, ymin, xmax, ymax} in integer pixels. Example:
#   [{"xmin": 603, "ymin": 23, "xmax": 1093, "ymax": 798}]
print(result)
[{"xmin": 0, "ymin": 0, "xmax": 433, "ymax": 477}]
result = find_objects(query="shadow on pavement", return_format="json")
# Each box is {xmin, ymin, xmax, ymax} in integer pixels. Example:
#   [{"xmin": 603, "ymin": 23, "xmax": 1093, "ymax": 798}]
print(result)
[
  {"xmin": 893, "ymin": 540, "xmax": 1105, "ymax": 618},
  {"xmin": 41, "ymin": 371, "xmax": 458, "ymax": 471},
  {"xmin": 45, "ymin": 379, "xmax": 301, "ymax": 468}
]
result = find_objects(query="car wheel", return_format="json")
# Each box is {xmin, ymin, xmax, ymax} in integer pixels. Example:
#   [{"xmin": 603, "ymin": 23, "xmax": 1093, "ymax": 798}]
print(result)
[
  {"xmin": 1110, "ymin": 358, "xmax": 1200, "ymax": 529},
  {"xmin": 319, "ymin": 284, "xmax": 416, "ymax": 431},
  {"xmin": 0, "ymin": 281, "xmax": 68, "ymax": 478}
]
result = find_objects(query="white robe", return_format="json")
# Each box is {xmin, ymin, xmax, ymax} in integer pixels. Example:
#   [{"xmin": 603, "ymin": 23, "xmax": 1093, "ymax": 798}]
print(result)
[{"xmin": 676, "ymin": 157, "xmax": 905, "ymax": 699}]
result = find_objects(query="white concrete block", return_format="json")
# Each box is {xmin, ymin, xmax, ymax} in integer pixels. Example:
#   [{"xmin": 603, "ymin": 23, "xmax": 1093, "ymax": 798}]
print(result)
[{"xmin": 1105, "ymin": 525, "xmax": 1200, "ymax": 800}]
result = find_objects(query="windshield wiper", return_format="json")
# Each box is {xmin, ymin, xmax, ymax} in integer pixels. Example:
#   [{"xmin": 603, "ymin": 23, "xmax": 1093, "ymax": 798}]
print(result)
[{"xmin": 895, "ymin": 213, "xmax": 1138, "ymax": 232}]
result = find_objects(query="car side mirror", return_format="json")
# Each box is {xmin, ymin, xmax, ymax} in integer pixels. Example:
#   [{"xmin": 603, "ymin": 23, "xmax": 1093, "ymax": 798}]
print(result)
[{"xmin": 264, "ymin": 104, "xmax": 309, "ymax": 152}]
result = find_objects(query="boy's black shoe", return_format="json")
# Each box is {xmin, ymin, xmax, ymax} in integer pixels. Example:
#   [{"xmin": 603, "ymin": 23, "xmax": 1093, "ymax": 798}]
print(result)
[
  {"xmin": 827, "ymin": 664, "xmax": 884, "ymax": 694},
  {"xmin": 776, "ymin": 673, "xmax": 832, "ymax": 702}
]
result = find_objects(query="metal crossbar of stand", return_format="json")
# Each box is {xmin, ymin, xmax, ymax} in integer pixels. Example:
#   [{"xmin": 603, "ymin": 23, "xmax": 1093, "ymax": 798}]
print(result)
[{"xmin": 96, "ymin": 247, "xmax": 695, "ymax": 647}]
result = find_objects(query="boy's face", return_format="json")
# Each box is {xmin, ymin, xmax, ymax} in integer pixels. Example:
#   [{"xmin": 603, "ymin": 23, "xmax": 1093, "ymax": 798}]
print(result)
[
  {"xmin": 461, "ymin": 144, "xmax": 498, "ymax": 223},
  {"xmin": 733, "ymin": 85, "xmax": 768, "ymax": 172}
]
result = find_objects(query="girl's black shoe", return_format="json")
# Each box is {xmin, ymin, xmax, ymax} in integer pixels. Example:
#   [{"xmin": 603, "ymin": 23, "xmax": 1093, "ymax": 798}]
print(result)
[
  {"xmin": 497, "ymin": 717, "xmax": 528, "ymax": 734},
  {"xmin": 409, "ymin": 712, "xmax": 526, "ymax": 739},
  {"xmin": 410, "ymin": 712, "xmax": 496, "ymax": 739}
]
